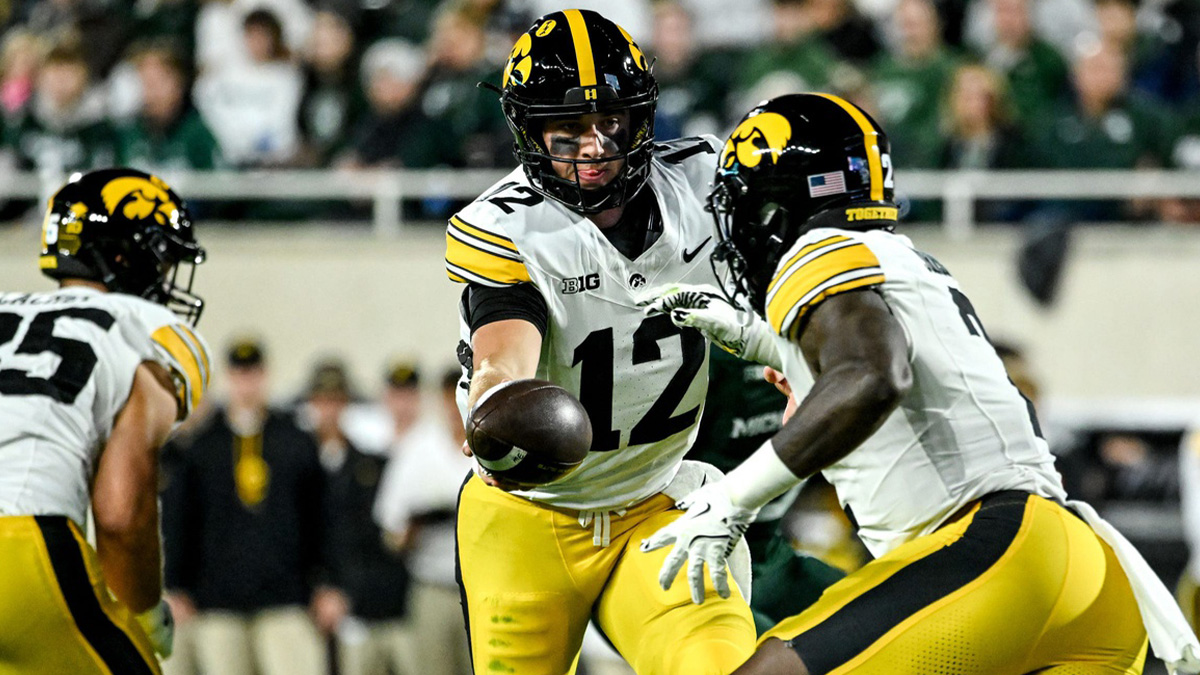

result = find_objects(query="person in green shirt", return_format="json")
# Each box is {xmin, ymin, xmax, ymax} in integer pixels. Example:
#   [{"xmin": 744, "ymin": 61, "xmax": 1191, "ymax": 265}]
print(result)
[
  {"xmin": 870, "ymin": 0, "xmax": 961, "ymax": 169},
  {"xmin": 972, "ymin": 0, "xmax": 1069, "ymax": 128},
  {"xmin": 1033, "ymin": 40, "xmax": 1176, "ymax": 222},
  {"xmin": 648, "ymin": 1, "xmax": 745, "ymax": 140},
  {"xmin": 736, "ymin": 0, "xmax": 838, "ymax": 106},
  {"xmin": 687, "ymin": 346, "xmax": 845, "ymax": 634},
  {"xmin": 5, "ymin": 41, "xmax": 114, "ymax": 176},
  {"xmin": 115, "ymin": 43, "xmax": 223, "ymax": 174}
]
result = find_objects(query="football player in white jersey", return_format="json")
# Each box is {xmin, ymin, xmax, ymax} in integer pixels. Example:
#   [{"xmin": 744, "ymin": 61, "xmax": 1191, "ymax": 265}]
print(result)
[
  {"xmin": 0, "ymin": 168, "xmax": 210, "ymax": 674},
  {"xmin": 445, "ymin": 9, "xmax": 758, "ymax": 675},
  {"xmin": 640, "ymin": 94, "xmax": 1199, "ymax": 674}
]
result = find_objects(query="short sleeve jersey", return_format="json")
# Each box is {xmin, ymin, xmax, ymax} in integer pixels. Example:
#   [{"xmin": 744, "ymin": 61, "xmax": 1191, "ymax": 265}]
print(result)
[
  {"xmin": 769, "ymin": 227, "xmax": 1067, "ymax": 557},
  {"xmin": 446, "ymin": 136, "xmax": 725, "ymax": 510},
  {"xmin": 0, "ymin": 288, "xmax": 210, "ymax": 527}
]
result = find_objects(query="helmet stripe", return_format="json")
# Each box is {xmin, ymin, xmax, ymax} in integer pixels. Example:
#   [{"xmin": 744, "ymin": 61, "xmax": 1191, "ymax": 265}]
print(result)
[
  {"xmin": 564, "ymin": 9, "xmax": 598, "ymax": 87},
  {"xmin": 814, "ymin": 94, "xmax": 884, "ymax": 202}
]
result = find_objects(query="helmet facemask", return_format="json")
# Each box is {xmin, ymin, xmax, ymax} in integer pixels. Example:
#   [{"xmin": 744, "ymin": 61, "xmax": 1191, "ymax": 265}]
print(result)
[
  {"xmin": 709, "ymin": 175, "xmax": 792, "ymax": 314},
  {"xmin": 504, "ymin": 90, "xmax": 656, "ymax": 214}
]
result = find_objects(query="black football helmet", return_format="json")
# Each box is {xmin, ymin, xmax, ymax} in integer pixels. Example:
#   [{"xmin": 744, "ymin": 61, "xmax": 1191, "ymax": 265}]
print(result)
[
  {"xmin": 40, "ymin": 168, "xmax": 207, "ymax": 325},
  {"xmin": 492, "ymin": 9, "xmax": 657, "ymax": 213},
  {"xmin": 709, "ymin": 93, "xmax": 898, "ymax": 313}
]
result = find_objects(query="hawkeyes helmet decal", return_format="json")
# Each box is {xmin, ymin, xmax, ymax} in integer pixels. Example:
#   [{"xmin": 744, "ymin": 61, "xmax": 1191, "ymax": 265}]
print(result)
[
  {"xmin": 490, "ymin": 9, "xmax": 657, "ymax": 214},
  {"xmin": 708, "ymin": 93, "xmax": 898, "ymax": 313},
  {"xmin": 40, "ymin": 168, "xmax": 207, "ymax": 325},
  {"xmin": 721, "ymin": 112, "xmax": 793, "ymax": 170}
]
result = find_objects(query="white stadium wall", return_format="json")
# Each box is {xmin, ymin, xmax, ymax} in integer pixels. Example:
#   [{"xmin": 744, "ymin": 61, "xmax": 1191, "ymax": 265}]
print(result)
[{"xmin": 2, "ymin": 224, "xmax": 1198, "ymax": 405}]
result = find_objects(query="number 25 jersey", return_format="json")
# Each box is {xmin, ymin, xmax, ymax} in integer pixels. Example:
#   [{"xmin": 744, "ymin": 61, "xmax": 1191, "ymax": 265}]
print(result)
[
  {"xmin": 447, "ymin": 137, "xmax": 723, "ymax": 510},
  {"xmin": 769, "ymin": 227, "xmax": 1068, "ymax": 557},
  {"xmin": 0, "ymin": 287, "xmax": 210, "ymax": 528}
]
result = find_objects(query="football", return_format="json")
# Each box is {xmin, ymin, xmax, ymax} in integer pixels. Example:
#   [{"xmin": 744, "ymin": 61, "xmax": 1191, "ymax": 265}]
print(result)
[{"xmin": 466, "ymin": 379, "xmax": 592, "ymax": 488}]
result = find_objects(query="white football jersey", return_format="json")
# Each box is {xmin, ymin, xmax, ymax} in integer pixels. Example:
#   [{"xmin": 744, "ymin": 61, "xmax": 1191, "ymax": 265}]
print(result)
[
  {"xmin": 0, "ymin": 287, "xmax": 210, "ymax": 528},
  {"xmin": 447, "ymin": 137, "xmax": 724, "ymax": 510},
  {"xmin": 768, "ymin": 227, "xmax": 1067, "ymax": 557}
]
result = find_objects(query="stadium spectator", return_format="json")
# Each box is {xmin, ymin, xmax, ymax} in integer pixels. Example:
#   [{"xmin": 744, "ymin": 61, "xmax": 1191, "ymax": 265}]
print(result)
[
  {"xmin": 804, "ymin": 0, "xmax": 881, "ymax": 64},
  {"xmin": 296, "ymin": 10, "xmax": 364, "ymax": 167},
  {"xmin": 380, "ymin": 359, "xmax": 423, "ymax": 448},
  {"xmin": 25, "ymin": 0, "xmax": 132, "ymax": 77},
  {"xmin": 934, "ymin": 63, "xmax": 1031, "ymax": 222},
  {"xmin": 0, "ymin": 29, "xmax": 44, "ymax": 120},
  {"xmin": 194, "ymin": 0, "xmax": 312, "ymax": 75},
  {"xmin": 1099, "ymin": 0, "xmax": 1176, "ymax": 103},
  {"xmin": 1033, "ymin": 40, "xmax": 1175, "ymax": 221},
  {"xmin": 870, "ymin": 0, "xmax": 959, "ymax": 169},
  {"xmin": 735, "ymin": 0, "xmax": 838, "ymax": 111},
  {"xmin": 5, "ymin": 40, "xmax": 113, "ymax": 177},
  {"xmin": 338, "ymin": 38, "xmax": 453, "ymax": 169},
  {"xmin": 115, "ymin": 43, "xmax": 223, "ymax": 174},
  {"xmin": 161, "ymin": 338, "xmax": 329, "ymax": 675},
  {"xmin": 969, "ymin": 0, "xmax": 1070, "ymax": 127},
  {"xmin": 648, "ymin": 0, "xmax": 736, "ymax": 140},
  {"xmin": 373, "ymin": 367, "xmax": 472, "ymax": 675},
  {"xmin": 131, "ymin": 0, "xmax": 199, "ymax": 71},
  {"xmin": 420, "ymin": 7, "xmax": 507, "ymax": 168},
  {"xmin": 194, "ymin": 8, "xmax": 303, "ymax": 167},
  {"xmin": 964, "ymin": 0, "xmax": 1096, "ymax": 58},
  {"xmin": 304, "ymin": 359, "xmax": 413, "ymax": 675}
]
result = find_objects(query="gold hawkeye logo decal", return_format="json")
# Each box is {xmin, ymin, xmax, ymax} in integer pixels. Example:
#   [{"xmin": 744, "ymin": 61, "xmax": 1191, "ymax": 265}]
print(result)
[
  {"xmin": 503, "ymin": 33, "xmax": 533, "ymax": 87},
  {"xmin": 101, "ymin": 176, "xmax": 179, "ymax": 227},
  {"xmin": 721, "ymin": 112, "xmax": 792, "ymax": 170}
]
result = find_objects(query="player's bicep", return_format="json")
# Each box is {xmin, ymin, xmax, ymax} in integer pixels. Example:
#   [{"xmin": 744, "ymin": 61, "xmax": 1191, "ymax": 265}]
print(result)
[
  {"xmin": 93, "ymin": 363, "xmax": 178, "ymax": 529},
  {"xmin": 798, "ymin": 290, "xmax": 910, "ymax": 389}
]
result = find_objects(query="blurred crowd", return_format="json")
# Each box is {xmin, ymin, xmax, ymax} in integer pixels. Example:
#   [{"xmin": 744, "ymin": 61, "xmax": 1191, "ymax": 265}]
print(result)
[
  {"xmin": 159, "ymin": 339, "xmax": 473, "ymax": 675},
  {"xmin": 4, "ymin": 0, "xmax": 1200, "ymax": 223}
]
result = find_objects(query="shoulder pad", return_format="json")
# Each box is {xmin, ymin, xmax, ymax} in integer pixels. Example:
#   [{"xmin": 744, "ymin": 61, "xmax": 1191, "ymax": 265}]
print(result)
[
  {"xmin": 445, "ymin": 201, "xmax": 531, "ymax": 288},
  {"xmin": 765, "ymin": 229, "xmax": 886, "ymax": 338}
]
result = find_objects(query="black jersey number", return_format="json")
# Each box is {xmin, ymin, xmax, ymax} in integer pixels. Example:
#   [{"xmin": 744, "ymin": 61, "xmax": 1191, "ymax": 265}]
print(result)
[
  {"xmin": 947, "ymin": 288, "xmax": 1043, "ymax": 439},
  {"xmin": 483, "ymin": 184, "xmax": 544, "ymax": 214},
  {"xmin": 572, "ymin": 314, "xmax": 706, "ymax": 452},
  {"xmin": 0, "ymin": 308, "xmax": 116, "ymax": 404}
]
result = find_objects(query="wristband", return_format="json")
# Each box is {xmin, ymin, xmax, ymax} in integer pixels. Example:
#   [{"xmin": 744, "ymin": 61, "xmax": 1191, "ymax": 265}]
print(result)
[{"xmin": 724, "ymin": 440, "xmax": 803, "ymax": 511}]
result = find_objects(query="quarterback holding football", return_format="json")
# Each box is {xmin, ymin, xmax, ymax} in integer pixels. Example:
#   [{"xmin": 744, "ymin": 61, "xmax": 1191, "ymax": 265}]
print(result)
[{"xmin": 446, "ymin": 9, "xmax": 764, "ymax": 675}]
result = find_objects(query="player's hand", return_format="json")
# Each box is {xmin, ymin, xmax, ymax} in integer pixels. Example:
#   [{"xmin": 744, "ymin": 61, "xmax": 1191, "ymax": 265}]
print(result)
[
  {"xmin": 763, "ymin": 367, "xmax": 791, "ymax": 397},
  {"xmin": 641, "ymin": 285, "xmax": 782, "ymax": 370},
  {"xmin": 135, "ymin": 598, "xmax": 175, "ymax": 658},
  {"xmin": 465, "ymin": 437, "xmax": 524, "ymax": 490},
  {"xmin": 639, "ymin": 482, "xmax": 758, "ymax": 605}
]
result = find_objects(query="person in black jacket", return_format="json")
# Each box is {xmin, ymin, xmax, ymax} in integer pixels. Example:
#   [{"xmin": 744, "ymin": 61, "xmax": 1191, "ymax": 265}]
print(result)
[
  {"xmin": 304, "ymin": 358, "xmax": 416, "ymax": 675},
  {"xmin": 161, "ymin": 338, "xmax": 330, "ymax": 675}
]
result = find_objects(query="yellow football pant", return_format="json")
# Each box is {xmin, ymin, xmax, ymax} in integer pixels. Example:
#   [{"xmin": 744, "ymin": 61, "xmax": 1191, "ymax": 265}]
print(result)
[
  {"xmin": 455, "ymin": 475, "xmax": 756, "ymax": 675},
  {"xmin": 0, "ymin": 515, "xmax": 161, "ymax": 675},
  {"xmin": 757, "ymin": 492, "xmax": 1147, "ymax": 675}
]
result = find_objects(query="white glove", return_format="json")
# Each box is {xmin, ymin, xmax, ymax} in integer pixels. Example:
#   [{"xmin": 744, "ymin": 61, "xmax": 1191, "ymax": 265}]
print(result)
[
  {"xmin": 640, "ymin": 481, "xmax": 758, "ymax": 605},
  {"xmin": 642, "ymin": 285, "xmax": 783, "ymax": 370},
  {"xmin": 135, "ymin": 598, "xmax": 174, "ymax": 658}
]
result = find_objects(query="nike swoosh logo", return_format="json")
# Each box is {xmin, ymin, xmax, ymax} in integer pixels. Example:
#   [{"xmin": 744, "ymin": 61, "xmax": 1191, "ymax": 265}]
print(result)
[{"xmin": 682, "ymin": 237, "xmax": 712, "ymax": 264}]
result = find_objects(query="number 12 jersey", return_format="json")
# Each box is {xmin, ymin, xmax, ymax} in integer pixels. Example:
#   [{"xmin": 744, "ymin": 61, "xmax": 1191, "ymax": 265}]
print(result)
[{"xmin": 447, "ymin": 137, "xmax": 724, "ymax": 510}]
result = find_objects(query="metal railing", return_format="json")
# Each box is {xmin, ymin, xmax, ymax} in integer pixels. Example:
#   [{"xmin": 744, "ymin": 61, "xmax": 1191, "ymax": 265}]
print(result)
[{"xmin": 4, "ymin": 168, "xmax": 1200, "ymax": 236}]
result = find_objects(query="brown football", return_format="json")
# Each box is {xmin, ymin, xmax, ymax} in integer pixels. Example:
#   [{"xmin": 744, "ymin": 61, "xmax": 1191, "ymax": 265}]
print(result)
[{"xmin": 466, "ymin": 379, "xmax": 592, "ymax": 488}]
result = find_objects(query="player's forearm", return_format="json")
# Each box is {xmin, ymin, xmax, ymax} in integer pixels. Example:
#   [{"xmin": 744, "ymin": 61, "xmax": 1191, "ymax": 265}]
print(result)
[
  {"xmin": 95, "ymin": 506, "xmax": 163, "ymax": 613},
  {"xmin": 771, "ymin": 361, "xmax": 906, "ymax": 480},
  {"xmin": 467, "ymin": 319, "xmax": 543, "ymax": 409}
]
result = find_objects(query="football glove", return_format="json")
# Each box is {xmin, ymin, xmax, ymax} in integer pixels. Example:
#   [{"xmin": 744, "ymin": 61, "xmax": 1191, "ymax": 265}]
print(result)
[
  {"xmin": 135, "ymin": 598, "xmax": 174, "ymax": 658},
  {"xmin": 640, "ymin": 481, "xmax": 758, "ymax": 605},
  {"xmin": 642, "ymin": 285, "xmax": 783, "ymax": 370}
]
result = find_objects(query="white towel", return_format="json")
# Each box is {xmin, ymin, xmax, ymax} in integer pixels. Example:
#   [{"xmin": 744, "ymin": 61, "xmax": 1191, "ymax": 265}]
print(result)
[{"xmin": 1068, "ymin": 500, "xmax": 1200, "ymax": 674}]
